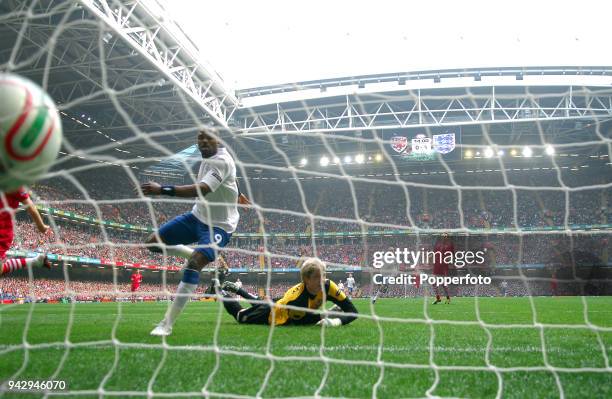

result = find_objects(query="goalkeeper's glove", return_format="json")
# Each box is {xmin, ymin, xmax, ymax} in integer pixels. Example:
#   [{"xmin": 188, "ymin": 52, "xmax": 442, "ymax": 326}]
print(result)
[
  {"xmin": 316, "ymin": 318, "xmax": 342, "ymax": 327},
  {"xmin": 328, "ymin": 304, "xmax": 341, "ymax": 313}
]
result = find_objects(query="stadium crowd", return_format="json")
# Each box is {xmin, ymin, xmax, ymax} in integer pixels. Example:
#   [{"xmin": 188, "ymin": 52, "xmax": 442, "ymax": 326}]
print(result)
[
  {"xmin": 1, "ymin": 275, "xmax": 587, "ymax": 303},
  {"xmin": 12, "ymin": 219, "xmax": 185, "ymax": 267},
  {"xmin": 11, "ymin": 215, "xmax": 610, "ymax": 270},
  {"xmin": 30, "ymin": 172, "xmax": 610, "ymax": 234},
  {"xmin": 0, "ymin": 171, "xmax": 605, "ymax": 300},
  {"xmin": 0, "ymin": 276, "xmax": 298, "ymax": 303}
]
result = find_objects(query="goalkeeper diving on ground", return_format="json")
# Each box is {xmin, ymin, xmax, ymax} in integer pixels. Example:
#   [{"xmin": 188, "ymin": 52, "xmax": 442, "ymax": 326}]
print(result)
[{"xmin": 217, "ymin": 257, "xmax": 358, "ymax": 327}]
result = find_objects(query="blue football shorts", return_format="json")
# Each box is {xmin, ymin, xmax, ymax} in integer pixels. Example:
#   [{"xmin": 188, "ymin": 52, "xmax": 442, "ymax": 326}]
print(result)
[{"xmin": 157, "ymin": 212, "xmax": 231, "ymax": 262}]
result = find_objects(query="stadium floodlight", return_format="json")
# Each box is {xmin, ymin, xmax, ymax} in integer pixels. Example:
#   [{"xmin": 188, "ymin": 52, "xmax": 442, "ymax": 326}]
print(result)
[
  {"xmin": 545, "ymin": 145, "xmax": 555, "ymax": 156},
  {"xmin": 464, "ymin": 149, "xmax": 473, "ymax": 159},
  {"xmin": 299, "ymin": 158, "xmax": 308, "ymax": 167},
  {"xmin": 510, "ymin": 149, "xmax": 518, "ymax": 156},
  {"xmin": 484, "ymin": 147, "xmax": 494, "ymax": 158},
  {"xmin": 333, "ymin": 156, "xmax": 340, "ymax": 164},
  {"xmin": 355, "ymin": 154, "xmax": 365, "ymax": 164},
  {"xmin": 522, "ymin": 146, "xmax": 533, "ymax": 157},
  {"xmin": 320, "ymin": 156, "xmax": 330, "ymax": 167},
  {"xmin": 374, "ymin": 153, "xmax": 383, "ymax": 162},
  {"xmin": 344, "ymin": 155, "xmax": 352, "ymax": 164},
  {"xmin": 498, "ymin": 150, "xmax": 505, "ymax": 156}
]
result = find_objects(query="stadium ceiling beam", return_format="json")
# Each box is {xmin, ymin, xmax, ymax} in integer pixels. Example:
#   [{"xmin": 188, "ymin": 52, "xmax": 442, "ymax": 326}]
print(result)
[
  {"xmin": 79, "ymin": 0, "xmax": 238, "ymax": 130},
  {"xmin": 0, "ymin": 1, "xmax": 74, "ymax": 24},
  {"xmin": 237, "ymin": 88, "xmax": 612, "ymax": 136},
  {"xmin": 10, "ymin": 25, "xmax": 189, "ymax": 134},
  {"xmin": 3, "ymin": 27, "xmax": 113, "ymax": 107},
  {"xmin": 2, "ymin": 18, "xmax": 157, "ymax": 111}
]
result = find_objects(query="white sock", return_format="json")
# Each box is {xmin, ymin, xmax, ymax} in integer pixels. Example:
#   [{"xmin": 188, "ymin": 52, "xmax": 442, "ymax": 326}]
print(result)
[
  {"xmin": 164, "ymin": 281, "xmax": 197, "ymax": 326},
  {"xmin": 165, "ymin": 245, "xmax": 194, "ymax": 259}
]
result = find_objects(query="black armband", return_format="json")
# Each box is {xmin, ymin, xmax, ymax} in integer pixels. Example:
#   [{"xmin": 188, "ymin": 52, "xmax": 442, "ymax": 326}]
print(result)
[{"xmin": 161, "ymin": 185, "xmax": 176, "ymax": 196}]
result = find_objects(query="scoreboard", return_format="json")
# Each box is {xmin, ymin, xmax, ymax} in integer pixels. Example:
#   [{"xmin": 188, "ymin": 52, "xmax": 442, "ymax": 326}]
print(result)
[{"xmin": 388, "ymin": 129, "xmax": 462, "ymax": 161}]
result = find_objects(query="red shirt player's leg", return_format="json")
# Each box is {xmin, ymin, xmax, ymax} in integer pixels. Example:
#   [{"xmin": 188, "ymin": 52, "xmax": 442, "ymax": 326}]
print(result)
[
  {"xmin": 0, "ymin": 222, "xmax": 15, "ymax": 274},
  {"xmin": 432, "ymin": 264, "xmax": 450, "ymax": 303},
  {"xmin": 0, "ymin": 219, "xmax": 14, "ymax": 253},
  {"xmin": 551, "ymin": 281, "xmax": 558, "ymax": 296}
]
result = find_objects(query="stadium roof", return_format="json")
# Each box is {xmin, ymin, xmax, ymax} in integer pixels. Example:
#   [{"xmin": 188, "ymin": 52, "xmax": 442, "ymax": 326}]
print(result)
[
  {"xmin": 0, "ymin": 0, "xmax": 238, "ymax": 175},
  {"xmin": 159, "ymin": 0, "xmax": 612, "ymax": 90},
  {"xmin": 1, "ymin": 1, "xmax": 610, "ymax": 180}
]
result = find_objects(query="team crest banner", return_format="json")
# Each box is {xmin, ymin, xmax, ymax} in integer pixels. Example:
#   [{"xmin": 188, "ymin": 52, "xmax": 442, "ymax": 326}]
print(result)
[
  {"xmin": 433, "ymin": 133, "xmax": 455, "ymax": 154},
  {"xmin": 387, "ymin": 129, "xmax": 460, "ymax": 161},
  {"xmin": 391, "ymin": 136, "xmax": 408, "ymax": 153}
]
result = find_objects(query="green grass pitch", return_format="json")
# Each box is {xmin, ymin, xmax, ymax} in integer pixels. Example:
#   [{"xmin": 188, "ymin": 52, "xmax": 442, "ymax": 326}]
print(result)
[{"xmin": 1, "ymin": 297, "xmax": 611, "ymax": 398}]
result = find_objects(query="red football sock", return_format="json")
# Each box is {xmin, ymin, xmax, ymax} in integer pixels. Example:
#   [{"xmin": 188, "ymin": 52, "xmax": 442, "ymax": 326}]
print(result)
[{"xmin": 1, "ymin": 258, "xmax": 26, "ymax": 275}]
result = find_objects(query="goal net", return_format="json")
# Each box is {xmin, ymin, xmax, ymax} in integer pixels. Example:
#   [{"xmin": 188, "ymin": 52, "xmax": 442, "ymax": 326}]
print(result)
[{"xmin": 0, "ymin": 1, "xmax": 611, "ymax": 398}]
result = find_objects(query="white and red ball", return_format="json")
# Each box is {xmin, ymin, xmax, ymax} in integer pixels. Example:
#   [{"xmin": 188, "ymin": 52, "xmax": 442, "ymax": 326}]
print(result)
[{"xmin": 0, "ymin": 73, "xmax": 62, "ymax": 192}]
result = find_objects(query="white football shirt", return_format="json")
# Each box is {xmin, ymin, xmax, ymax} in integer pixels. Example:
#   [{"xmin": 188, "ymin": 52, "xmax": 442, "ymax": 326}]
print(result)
[
  {"xmin": 346, "ymin": 277, "xmax": 355, "ymax": 288},
  {"xmin": 191, "ymin": 147, "xmax": 239, "ymax": 233}
]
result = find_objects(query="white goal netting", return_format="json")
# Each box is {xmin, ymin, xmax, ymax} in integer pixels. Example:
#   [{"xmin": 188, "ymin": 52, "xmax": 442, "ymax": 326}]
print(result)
[{"xmin": 0, "ymin": 1, "xmax": 611, "ymax": 398}]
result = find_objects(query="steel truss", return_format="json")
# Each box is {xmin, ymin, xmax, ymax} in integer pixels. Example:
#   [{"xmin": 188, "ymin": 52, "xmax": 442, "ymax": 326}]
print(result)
[
  {"xmin": 79, "ymin": 0, "xmax": 237, "ymax": 128},
  {"xmin": 238, "ymin": 86, "xmax": 612, "ymax": 136},
  {"xmin": 0, "ymin": 0, "xmax": 243, "ymax": 169},
  {"xmin": 0, "ymin": 0, "xmax": 236, "ymax": 138}
]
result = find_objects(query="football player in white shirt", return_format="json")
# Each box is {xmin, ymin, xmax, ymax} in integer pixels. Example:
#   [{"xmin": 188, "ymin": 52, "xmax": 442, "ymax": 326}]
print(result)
[
  {"xmin": 141, "ymin": 129, "xmax": 249, "ymax": 336},
  {"xmin": 346, "ymin": 273, "xmax": 356, "ymax": 298}
]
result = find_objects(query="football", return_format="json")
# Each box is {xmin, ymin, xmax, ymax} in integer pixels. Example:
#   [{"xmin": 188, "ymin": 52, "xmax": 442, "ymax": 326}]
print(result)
[{"xmin": 0, "ymin": 73, "xmax": 62, "ymax": 192}]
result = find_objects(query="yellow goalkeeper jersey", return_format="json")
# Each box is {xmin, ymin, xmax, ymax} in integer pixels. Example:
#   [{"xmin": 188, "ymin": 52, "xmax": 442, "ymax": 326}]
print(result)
[{"xmin": 270, "ymin": 279, "xmax": 357, "ymax": 326}]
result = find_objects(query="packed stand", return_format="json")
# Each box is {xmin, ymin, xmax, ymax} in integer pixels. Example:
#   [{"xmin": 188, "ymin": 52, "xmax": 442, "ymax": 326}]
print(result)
[{"xmin": 31, "ymin": 171, "xmax": 610, "ymax": 235}]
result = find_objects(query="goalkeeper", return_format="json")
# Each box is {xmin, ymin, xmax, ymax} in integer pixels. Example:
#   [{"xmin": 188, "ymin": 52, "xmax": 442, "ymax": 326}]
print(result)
[{"xmin": 219, "ymin": 258, "xmax": 358, "ymax": 327}]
